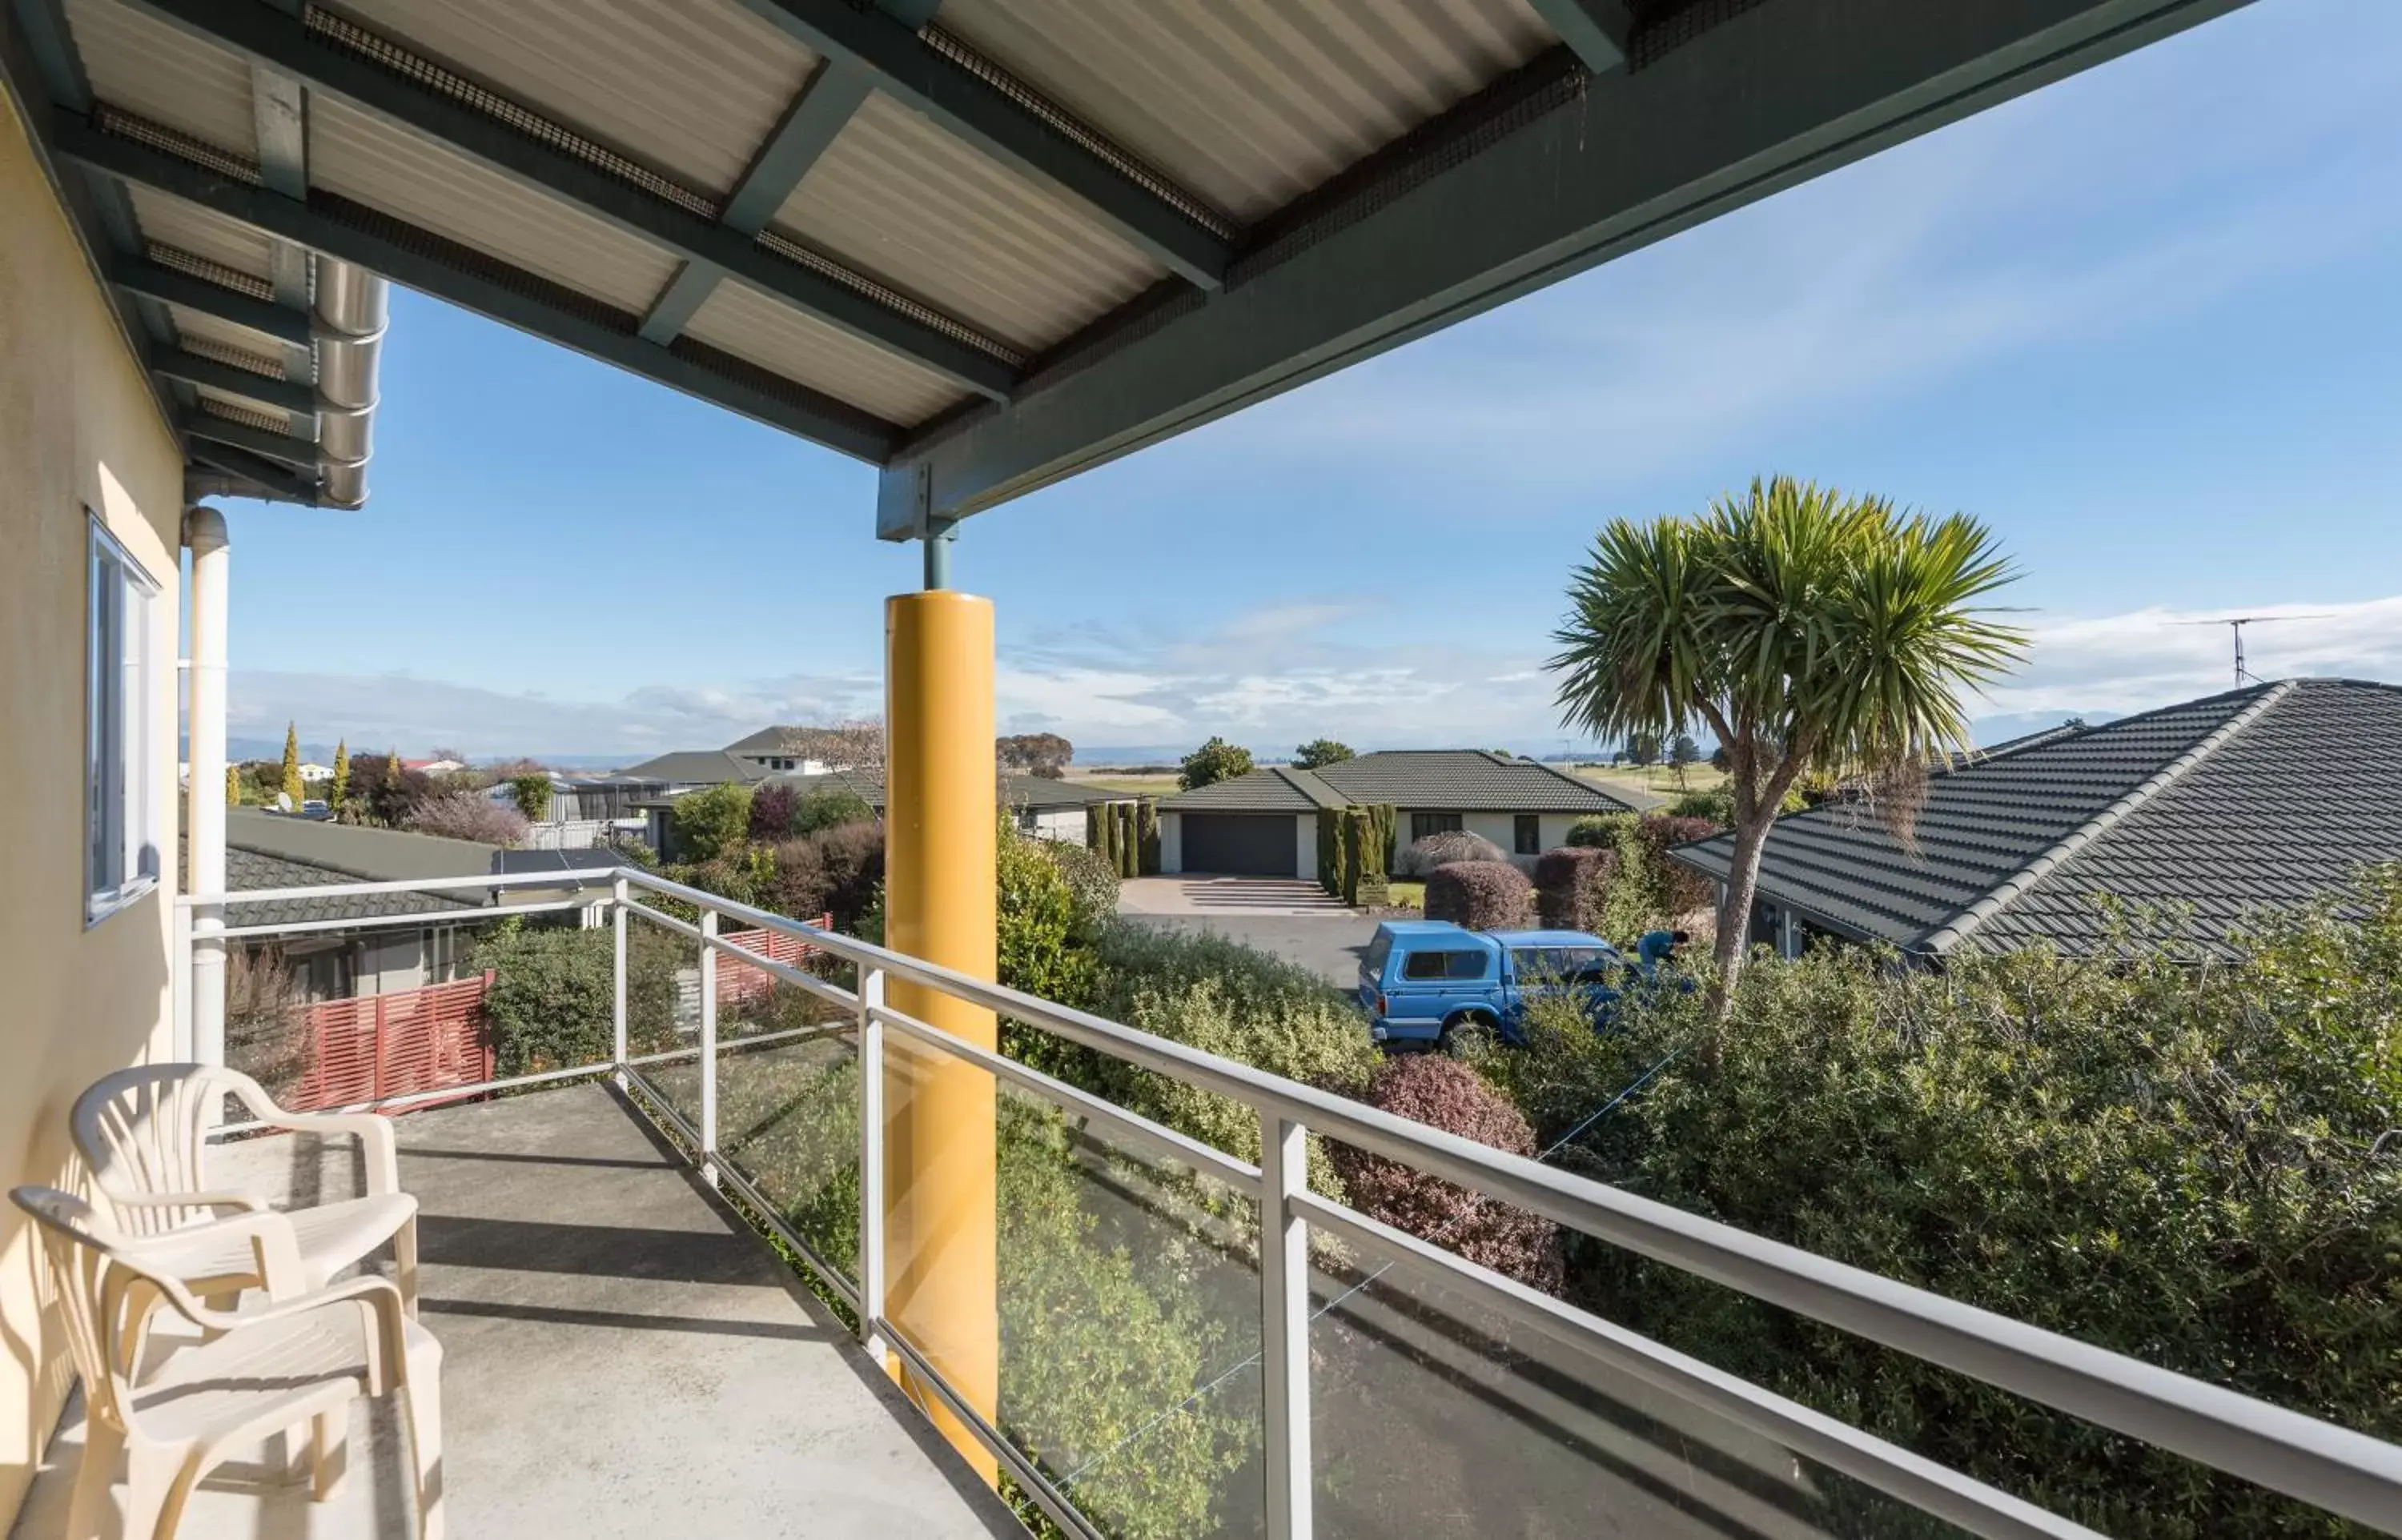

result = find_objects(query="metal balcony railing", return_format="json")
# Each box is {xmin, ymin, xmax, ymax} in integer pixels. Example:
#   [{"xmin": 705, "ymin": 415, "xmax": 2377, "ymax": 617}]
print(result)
[{"xmin": 176, "ymin": 868, "xmax": 2402, "ymax": 1540}]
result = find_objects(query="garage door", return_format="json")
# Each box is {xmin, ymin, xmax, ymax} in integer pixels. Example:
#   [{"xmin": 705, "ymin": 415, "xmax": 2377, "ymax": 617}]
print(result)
[{"xmin": 1180, "ymin": 814, "xmax": 1295, "ymax": 876}]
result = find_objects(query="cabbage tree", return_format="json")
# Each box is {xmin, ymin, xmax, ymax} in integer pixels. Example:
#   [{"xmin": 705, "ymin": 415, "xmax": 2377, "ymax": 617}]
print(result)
[{"xmin": 1549, "ymin": 477, "xmax": 2025, "ymax": 997}]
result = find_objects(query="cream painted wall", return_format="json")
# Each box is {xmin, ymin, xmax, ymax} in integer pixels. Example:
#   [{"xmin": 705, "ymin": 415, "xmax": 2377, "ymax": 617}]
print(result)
[{"xmin": 0, "ymin": 97, "xmax": 187, "ymax": 1518}]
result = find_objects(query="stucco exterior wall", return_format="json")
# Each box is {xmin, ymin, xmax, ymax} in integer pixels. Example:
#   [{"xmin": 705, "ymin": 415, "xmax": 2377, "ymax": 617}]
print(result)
[
  {"xmin": 1294, "ymin": 816, "xmax": 1316, "ymax": 881},
  {"xmin": 0, "ymin": 97, "xmax": 187, "ymax": 1517},
  {"xmin": 1396, "ymin": 810, "xmax": 1589, "ymax": 857},
  {"xmin": 1158, "ymin": 811, "xmax": 1182, "ymax": 874}
]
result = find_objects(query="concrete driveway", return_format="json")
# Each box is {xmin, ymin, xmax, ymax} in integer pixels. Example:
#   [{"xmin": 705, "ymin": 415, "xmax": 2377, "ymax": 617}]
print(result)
[
  {"xmin": 1117, "ymin": 880, "xmax": 1379, "ymax": 988},
  {"xmin": 1118, "ymin": 876, "xmax": 1353, "ymax": 916}
]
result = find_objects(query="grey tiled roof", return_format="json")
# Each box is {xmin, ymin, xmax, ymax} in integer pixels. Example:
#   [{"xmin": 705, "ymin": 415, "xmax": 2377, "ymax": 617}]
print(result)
[
  {"xmin": 765, "ymin": 770, "xmax": 1131, "ymax": 812},
  {"xmin": 225, "ymin": 845, "xmax": 480, "ymax": 928},
  {"xmin": 614, "ymin": 750, "xmax": 774, "ymax": 785},
  {"xmin": 1162, "ymin": 751, "xmax": 1636, "ymax": 814},
  {"xmin": 1671, "ymin": 680, "xmax": 2402, "ymax": 958}
]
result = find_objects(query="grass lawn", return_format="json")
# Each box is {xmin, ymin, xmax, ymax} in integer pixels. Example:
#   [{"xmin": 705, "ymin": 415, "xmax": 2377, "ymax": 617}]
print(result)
[
  {"xmin": 1571, "ymin": 761, "xmax": 1724, "ymax": 802},
  {"xmin": 1384, "ymin": 880, "xmax": 1424, "ymax": 912},
  {"xmin": 1074, "ymin": 773, "xmax": 1181, "ymax": 795}
]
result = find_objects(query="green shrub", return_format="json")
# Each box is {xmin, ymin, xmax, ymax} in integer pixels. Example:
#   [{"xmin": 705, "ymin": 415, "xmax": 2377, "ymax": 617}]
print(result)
[
  {"xmin": 1521, "ymin": 869, "xmax": 2402, "ymax": 1538},
  {"xmin": 470, "ymin": 920, "xmax": 685, "ymax": 1075},
  {"xmin": 670, "ymin": 782, "xmax": 753, "ymax": 862},
  {"xmin": 1564, "ymin": 812, "xmax": 1635, "ymax": 848},
  {"xmin": 507, "ymin": 773, "xmax": 553, "ymax": 821},
  {"xmin": 1043, "ymin": 838, "xmax": 1119, "ymax": 936},
  {"xmin": 794, "ymin": 784, "xmax": 874, "ymax": 836},
  {"xmin": 1315, "ymin": 806, "xmax": 1345, "ymax": 896},
  {"xmin": 1177, "ymin": 736, "xmax": 1252, "ymax": 791},
  {"xmin": 1532, "ymin": 845, "xmax": 1614, "ymax": 932},
  {"xmin": 1137, "ymin": 799, "xmax": 1161, "ymax": 875},
  {"xmin": 997, "ymin": 822, "xmax": 1100, "ymax": 1009}
]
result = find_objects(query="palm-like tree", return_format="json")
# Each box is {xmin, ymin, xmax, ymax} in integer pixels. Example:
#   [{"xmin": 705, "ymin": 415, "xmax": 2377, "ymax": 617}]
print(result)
[{"xmin": 1551, "ymin": 476, "xmax": 2026, "ymax": 997}]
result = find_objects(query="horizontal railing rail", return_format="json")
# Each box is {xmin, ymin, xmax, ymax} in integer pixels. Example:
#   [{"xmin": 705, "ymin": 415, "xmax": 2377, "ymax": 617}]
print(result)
[{"xmin": 181, "ymin": 865, "xmax": 2402, "ymax": 1538}]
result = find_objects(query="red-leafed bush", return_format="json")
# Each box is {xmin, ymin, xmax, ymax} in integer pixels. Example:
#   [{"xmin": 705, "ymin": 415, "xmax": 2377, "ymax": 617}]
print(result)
[
  {"xmin": 748, "ymin": 783, "xmax": 797, "ymax": 842},
  {"xmin": 403, "ymin": 790, "xmax": 528, "ymax": 847},
  {"xmin": 1329, "ymin": 1055, "xmax": 1562, "ymax": 1291},
  {"xmin": 1532, "ymin": 846, "xmax": 1616, "ymax": 932},
  {"xmin": 1424, "ymin": 860, "xmax": 1531, "ymax": 931}
]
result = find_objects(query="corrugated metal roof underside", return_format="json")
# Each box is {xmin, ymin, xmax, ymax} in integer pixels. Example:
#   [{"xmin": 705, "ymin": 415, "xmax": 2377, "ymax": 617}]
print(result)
[
  {"xmin": 165, "ymin": 303, "xmax": 300, "ymax": 364},
  {"xmin": 1973, "ymin": 681, "xmax": 2402, "ymax": 957},
  {"xmin": 64, "ymin": 0, "xmax": 258, "ymax": 158},
  {"xmin": 194, "ymin": 383, "xmax": 303, "ymax": 428},
  {"xmin": 127, "ymin": 185, "xmax": 279, "ymax": 283},
  {"xmin": 769, "ymin": 92, "xmax": 1160, "ymax": 357},
  {"xmin": 321, "ymin": 0, "xmax": 819, "ymax": 200},
  {"xmin": 933, "ymin": 0, "xmax": 1559, "ymax": 223},
  {"xmin": 309, "ymin": 94, "xmax": 681, "ymax": 313},
  {"xmin": 682, "ymin": 276, "xmax": 966, "ymax": 427}
]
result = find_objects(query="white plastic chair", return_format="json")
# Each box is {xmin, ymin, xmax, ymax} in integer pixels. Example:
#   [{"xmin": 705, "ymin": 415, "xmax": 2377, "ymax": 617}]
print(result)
[
  {"xmin": 13, "ymin": 1185, "xmax": 444, "ymax": 1540},
  {"xmin": 72, "ymin": 1065, "xmax": 420, "ymax": 1315}
]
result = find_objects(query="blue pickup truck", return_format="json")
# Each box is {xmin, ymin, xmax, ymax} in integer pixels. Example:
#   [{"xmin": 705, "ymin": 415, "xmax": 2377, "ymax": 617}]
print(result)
[{"xmin": 1357, "ymin": 920, "xmax": 1631, "ymax": 1048}]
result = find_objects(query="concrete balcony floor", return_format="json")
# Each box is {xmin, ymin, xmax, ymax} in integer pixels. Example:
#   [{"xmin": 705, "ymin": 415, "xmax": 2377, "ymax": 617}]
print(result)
[{"xmin": 13, "ymin": 1082, "xmax": 1021, "ymax": 1539}]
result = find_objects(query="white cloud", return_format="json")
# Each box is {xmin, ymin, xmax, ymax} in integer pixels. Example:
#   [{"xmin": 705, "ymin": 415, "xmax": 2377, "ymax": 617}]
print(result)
[{"xmin": 234, "ymin": 592, "xmax": 2401, "ymax": 760}]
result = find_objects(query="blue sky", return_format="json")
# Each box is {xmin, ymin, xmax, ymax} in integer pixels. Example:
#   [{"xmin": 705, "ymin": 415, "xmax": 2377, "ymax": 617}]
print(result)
[{"xmin": 219, "ymin": 0, "xmax": 2402, "ymax": 764}]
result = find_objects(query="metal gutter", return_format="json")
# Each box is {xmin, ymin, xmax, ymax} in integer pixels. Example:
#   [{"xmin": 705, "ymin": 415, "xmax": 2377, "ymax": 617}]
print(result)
[{"xmin": 1914, "ymin": 680, "xmax": 2294, "ymax": 956}]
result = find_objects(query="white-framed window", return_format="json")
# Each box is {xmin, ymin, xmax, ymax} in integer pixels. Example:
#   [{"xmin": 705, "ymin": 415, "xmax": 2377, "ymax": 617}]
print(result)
[{"xmin": 86, "ymin": 511, "xmax": 162, "ymax": 924}]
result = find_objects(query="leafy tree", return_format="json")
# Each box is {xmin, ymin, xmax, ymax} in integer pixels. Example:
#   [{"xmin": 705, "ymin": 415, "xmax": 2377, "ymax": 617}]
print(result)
[
  {"xmin": 404, "ymin": 791, "xmax": 529, "ymax": 846},
  {"xmin": 996, "ymin": 732, "xmax": 1074, "ymax": 778},
  {"xmin": 747, "ymin": 783, "xmax": 797, "ymax": 842},
  {"xmin": 1291, "ymin": 737, "xmax": 1355, "ymax": 770},
  {"xmin": 223, "ymin": 764, "xmax": 240, "ymax": 807},
  {"xmin": 279, "ymin": 722, "xmax": 303, "ymax": 808},
  {"xmin": 1669, "ymin": 733, "xmax": 1699, "ymax": 766},
  {"xmin": 1176, "ymin": 736, "xmax": 1253, "ymax": 792},
  {"xmin": 794, "ymin": 784, "xmax": 874, "ymax": 835},
  {"xmin": 331, "ymin": 740, "xmax": 350, "ymax": 808},
  {"xmin": 1552, "ymin": 475, "xmax": 2023, "ymax": 997},
  {"xmin": 507, "ymin": 773, "xmax": 553, "ymax": 822},
  {"xmin": 1625, "ymin": 732, "xmax": 1661, "ymax": 767},
  {"xmin": 669, "ymin": 782, "xmax": 753, "ymax": 863}
]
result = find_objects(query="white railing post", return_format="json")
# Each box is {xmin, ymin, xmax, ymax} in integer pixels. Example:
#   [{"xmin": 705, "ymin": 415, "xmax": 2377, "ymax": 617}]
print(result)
[
  {"xmin": 858, "ymin": 965, "xmax": 887, "ymax": 1357},
  {"xmin": 698, "ymin": 908, "xmax": 718, "ymax": 1185},
  {"xmin": 611, "ymin": 877, "xmax": 629, "ymax": 1086},
  {"xmin": 1259, "ymin": 1111, "xmax": 1314, "ymax": 1539},
  {"xmin": 171, "ymin": 899, "xmax": 194, "ymax": 1061}
]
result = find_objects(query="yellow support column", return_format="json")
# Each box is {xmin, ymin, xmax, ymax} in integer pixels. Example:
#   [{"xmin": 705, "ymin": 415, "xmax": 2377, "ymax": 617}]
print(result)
[{"xmin": 882, "ymin": 589, "xmax": 999, "ymax": 1483}]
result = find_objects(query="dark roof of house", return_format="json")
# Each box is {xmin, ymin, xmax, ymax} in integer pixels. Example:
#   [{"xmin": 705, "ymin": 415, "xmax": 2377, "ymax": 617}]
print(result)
[
  {"xmin": 764, "ymin": 770, "xmax": 1128, "ymax": 812},
  {"xmin": 1670, "ymin": 679, "xmax": 2402, "ymax": 958},
  {"xmin": 220, "ymin": 808, "xmax": 616, "ymax": 928},
  {"xmin": 1160, "ymin": 751, "xmax": 1637, "ymax": 815},
  {"xmin": 613, "ymin": 750, "xmax": 775, "ymax": 786},
  {"xmin": 724, "ymin": 725, "xmax": 827, "ymax": 756}
]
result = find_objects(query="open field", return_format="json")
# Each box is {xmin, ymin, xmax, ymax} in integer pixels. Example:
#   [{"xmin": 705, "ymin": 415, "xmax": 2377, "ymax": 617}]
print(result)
[
  {"xmin": 1070, "ymin": 772, "xmax": 1182, "ymax": 795},
  {"xmin": 1569, "ymin": 761, "xmax": 1723, "ymax": 803}
]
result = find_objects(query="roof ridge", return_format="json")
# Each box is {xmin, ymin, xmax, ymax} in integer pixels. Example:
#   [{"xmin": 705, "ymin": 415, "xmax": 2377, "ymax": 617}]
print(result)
[
  {"xmin": 1916, "ymin": 678, "xmax": 2296, "ymax": 955},
  {"xmin": 1271, "ymin": 764, "xmax": 1348, "ymax": 808}
]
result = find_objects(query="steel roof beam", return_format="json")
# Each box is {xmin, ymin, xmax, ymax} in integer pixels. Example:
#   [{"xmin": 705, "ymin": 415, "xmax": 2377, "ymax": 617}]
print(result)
[
  {"xmin": 1527, "ymin": 0, "xmax": 1633, "ymax": 74},
  {"xmin": 108, "ymin": 253, "xmax": 314, "ymax": 346},
  {"xmin": 729, "ymin": 0, "xmax": 1231, "ymax": 288},
  {"xmin": 639, "ymin": 58, "xmax": 873, "ymax": 345},
  {"xmin": 185, "ymin": 438, "xmax": 320, "ymax": 503},
  {"xmin": 183, "ymin": 407, "xmax": 317, "ymax": 467},
  {"xmin": 153, "ymin": 347, "xmax": 318, "ymax": 414},
  {"xmin": 118, "ymin": 0, "xmax": 1016, "ymax": 401},
  {"xmin": 56, "ymin": 111, "xmax": 902, "ymax": 462},
  {"xmin": 878, "ymin": 0, "xmax": 2252, "ymax": 535}
]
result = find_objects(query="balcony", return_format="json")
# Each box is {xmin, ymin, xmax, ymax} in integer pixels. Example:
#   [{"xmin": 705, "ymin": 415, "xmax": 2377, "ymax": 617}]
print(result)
[{"xmin": 27, "ymin": 868, "xmax": 2402, "ymax": 1538}]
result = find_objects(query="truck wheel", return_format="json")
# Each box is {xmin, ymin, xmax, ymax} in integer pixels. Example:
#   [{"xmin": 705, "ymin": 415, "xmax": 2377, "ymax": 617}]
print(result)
[{"xmin": 1438, "ymin": 1013, "xmax": 1492, "ymax": 1054}]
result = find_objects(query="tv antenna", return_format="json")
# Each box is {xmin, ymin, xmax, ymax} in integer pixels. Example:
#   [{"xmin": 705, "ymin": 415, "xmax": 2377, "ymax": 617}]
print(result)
[{"xmin": 2170, "ymin": 614, "xmax": 2330, "ymax": 687}]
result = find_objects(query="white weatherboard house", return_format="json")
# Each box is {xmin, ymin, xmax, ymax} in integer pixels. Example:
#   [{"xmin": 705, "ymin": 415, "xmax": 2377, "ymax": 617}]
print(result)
[{"xmin": 1157, "ymin": 751, "xmax": 1638, "ymax": 877}]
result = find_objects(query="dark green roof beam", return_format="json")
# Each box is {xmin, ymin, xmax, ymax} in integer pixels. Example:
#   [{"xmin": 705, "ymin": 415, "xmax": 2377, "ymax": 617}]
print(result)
[
  {"xmin": 118, "ymin": 0, "xmax": 1015, "ymax": 401},
  {"xmin": 55, "ymin": 112, "xmax": 902, "ymax": 461},
  {"xmin": 183, "ymin": 407, "xmax": 316, "ymax": 467},
  {"xmin": 185, "ymin": 437, "xmax": 321, "ymax": 503},
  {"xmin": 728, "ymin": 0, "xmax": 1231, "ymax": 287},
  {"xmin": 875, "ymin": 0, "xmax": 2251, "ymax": 535},
  {"xmin": 109, "ymin": 253, "xmax": 312, "ymax": 346},
  {"xmin": 153, "ymin": 347, "xmax": 317, "ymax": 414},
  {"xmin": 1526, "ymin": 0, "xmax": 1633, "ymax": 74},
  {"xmin": 638, "ymin": 58, "xmax": 874, "ymax": 344}
]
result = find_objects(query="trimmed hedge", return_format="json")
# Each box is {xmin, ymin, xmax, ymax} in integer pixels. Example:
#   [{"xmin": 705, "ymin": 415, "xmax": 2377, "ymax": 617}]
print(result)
[
  {"xmin": 1532, "ymin": 846, "xmax": 1614, "ymax": 932},
  {"xmin": 1396, "ymin": 829, "xmax": 1508, "ymax": 878},
  {"xmin": 1424, "ymin": 860, "xmax": 1531, "ymax": 931},
  {"xmin": 1328, "ymin": 1056, "xmax": 1562, "ymax": 1291}
]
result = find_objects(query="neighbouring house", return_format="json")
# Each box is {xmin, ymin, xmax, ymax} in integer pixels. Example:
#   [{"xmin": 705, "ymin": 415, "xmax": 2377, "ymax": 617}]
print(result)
[
  {"xmin": 725, "ymin": 724, "xmax": 842, "ymax": 775},
  {"xmin": 219, "ymin": 808, "xmax": 617, "ymax": 1000},
  {"xmin": 639, "ymin": 767, "xmax": 1130, "ymax": 858},
  {"xmin": 1157, "ymin": 750, "xmax": 1640, "ymax": 878},
  {"xmin": 1670, "ymin": 678, "xmax": 2402, "ymax": 962},
  {"xmin": 402, "ymin": 756, "xmax": 467, "ymax": 775},
  {"xmin": 295, "ymin": 760, "xmax": 335, "ymax": 782}
]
